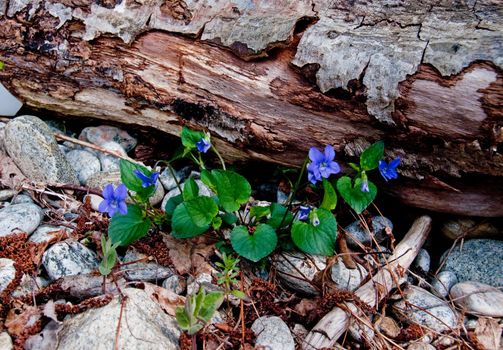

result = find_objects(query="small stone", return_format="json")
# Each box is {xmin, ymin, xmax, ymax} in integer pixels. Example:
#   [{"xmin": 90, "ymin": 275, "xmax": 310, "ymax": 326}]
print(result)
[
  {"xmin": 121, "ymin": 248, "xmax": 173, "ymax": 282},
  {"xmin": 273, "ymin": 252, "xmax": 326, "ymax": 295},
  {"xmin": 98, "ymin": 141, "xmax": 127, "ymax": 172},
  {"xmin": 330, "ymin": 256, "xmax": 368, "ymax": 291},
  {"xmin": 186, "ymin": 273, "xmax": 216, "ymax": 295},
  {"xmin": 432, "ymin": 335, "xmax": 456, "ymax": 348},
  {"xmin": 0, "ymin": 190, "xmax": 16, "ymax": 201},
  {"xmin": 11, "ymin": 193, "xmax": 34, "ymax": 204},
  {"xmin": 431, "ymin": 271, "xmax": 458, "ymax": 297},
  {"xmin": 345, "ymin": 216, "xmax": 393, "ymax": 249},
  {"xmin": 450, "ymin": 281, "xmax": 503, "ymax": 317},
  {"xmin": 159, "ymin": 168, "xmax": 183, "ymax": 191},
  {"xmin": 148, "ymin": 182, "xmax": 165, "ymax": 206},
  {"xmin": 392, "ymin": 285, "xmax": 459, "ymax": 332},
  {"xmin": 377, "ymin": 316, "xmax": 400, "ymax": 338},
  {"xmin": 11, "ymin": 274, "xmax": 49, "ymax": 299},
  {"xmin": 412, "ymin": 249, "xmax": 431, "ymax": 274},
  {"xmin": 57, "ymin": 288, "xmax": 180, "ymax": 350},
  {"xmin": 251, "ymin": 316, "xmax": 295, "ymax": 350},
  {"xmin": 408, "ymin": 343, "xmax": 436, "ymax": 350},
  {"xmin": 161, "ymin": 179, "xmax": 213, "ymax": 211},
  {"xmin": 441, "ymin": 219, "xmax": 499, "ymax": 240},
  {"xmin": 440, "ymin": 239, "xmax": 503, "ymax": 287},
  {"xmin": 0, "ymin": 258, "xmax": 16, "ymax": 294},
  {"xmin": 84, "ymin": 194, "xmax": 104, "ymax": 212},
  {"xmin": 42, "ymin": 240, "xmax": 99, "ymax": 281},
  {"xmin": 29, "ymin": 225, "xmax": 71, "ymax": 244},
  {"xmin": 0, "ymin": 203, "xmax": 44, "ymax": 237},
  {"xmin": 0, "ymin": 332, "xmax": 13, "ymax": 350},
  {"xmin": 65, "ymin": 149, "xmax": 101, "ymax": 184},
  {"xmin": 79, "ymin": 125, "xmax": 137, "ymax": 152},
  {"xmin": 4, "ymin": 115, "xmax": 79, "ymax": 184},
  {"xmin": 277, "ymin": 189, "xmax": 289, "ymax": 205},
  {"xmin": 162, "ymin": 275, "xmax": 186, "ymax": 295}
]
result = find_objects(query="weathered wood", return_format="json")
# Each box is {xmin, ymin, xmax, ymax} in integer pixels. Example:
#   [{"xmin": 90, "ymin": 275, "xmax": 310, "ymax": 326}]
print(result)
[
  {"xmin": 0, "ymin": 1, "xmax": 502, "ymax": 216},
  {"xmin": 302, "ymin": 216, "xmax": 432, "ymax": 350}
]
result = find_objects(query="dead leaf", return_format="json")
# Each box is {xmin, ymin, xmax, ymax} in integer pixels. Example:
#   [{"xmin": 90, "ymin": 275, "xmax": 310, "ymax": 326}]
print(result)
[
  {"xmin": 163, "ymin": 234, "xmax": 215, "ymax": 275},
  {"xmin": 43, "ymin": 300, "xmax": 60, "ymax": 323},
  {"xmin": 470, "ymin": 317, "xmax": 501, "ymax": 350},
  {"xmin": 141, "ymin": 282, "xmax": 185, "ymax": 316},
  {"xmin": 24, "ymin": 320, "xmax": 62, "ymax": 350},
  {"xmin": 5, "ymin": 306, "xmax": 41, "ymax": 336},
  {"xmin": 293, "ymin": 298, "xmax": 317, "ymax": 317}
]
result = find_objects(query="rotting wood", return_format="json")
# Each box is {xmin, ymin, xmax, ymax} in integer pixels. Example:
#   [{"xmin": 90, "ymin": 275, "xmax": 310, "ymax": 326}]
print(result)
[
  {"xmin": 0, "ymin": 1, "xmax": 502, "ymax": 216},
  {"xmin": 302, "ymin": 215, "xmax": 432, "ymax": 350}
]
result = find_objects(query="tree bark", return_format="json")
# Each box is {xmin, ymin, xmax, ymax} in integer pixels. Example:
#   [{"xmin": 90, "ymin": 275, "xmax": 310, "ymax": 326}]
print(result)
[{"xmin": 0, "ymin": 0, "xmax": 502, "ymax": 216}]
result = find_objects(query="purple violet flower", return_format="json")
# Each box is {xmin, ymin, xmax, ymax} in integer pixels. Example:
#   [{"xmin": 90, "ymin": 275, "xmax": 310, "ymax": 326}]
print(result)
[
  {"xmin": 196, "ymin": 137, "xmax": 211, "ymax": 153},
  {"xmin": 360, "ymin": 178, "xmax": 370, "ymax": 193},
  {"xmin": 307, "ymin": 145, "xmax": 341, "ymax": 184},
  {"xmin": 298, "ymin": 206, "xmax": 311, "ymax": 221},
  {"xmin": 133, "ymin": 169, "xmax": 159, "ymax": 188},
  {"xmin": 98, "ymin": 184, "xmax": 128, "ymax": 217},
  {"xmin": 378, "ymin": 156, "xmax": 401, "ymax": 182}
]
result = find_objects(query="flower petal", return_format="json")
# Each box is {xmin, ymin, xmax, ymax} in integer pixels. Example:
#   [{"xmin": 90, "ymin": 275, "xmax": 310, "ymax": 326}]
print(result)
[
  {"xmin": 389, "ymin": 156, "xmax": 401, "ymax": 170},
  {"xmin": 102, "ymin": 184, "xmax": 114, "ymax": 200},
  {"xmin": 328, "ymin": 161, "xmax": 340, "ymax": 174},
  {"xmin": 114, "ymin": 184, "xmax": 128, "ymax": 200},
  {"xmin": 324, "ymin": 145, "xmax": 335, "ymax": 161},
  {"xmin": 118, "ymin": 201, "xmax": 128, "ymax": 215},
  {"xmin": 108, "ymin": 206, "xmax": 118, "ymax": 217},
  {"xmin": 98, "ymin": 199, "xmax": 109, "ymax": 213},
  {"xmin": 308, "ymin": 147, "xmax": 324, "ymax": 163}
]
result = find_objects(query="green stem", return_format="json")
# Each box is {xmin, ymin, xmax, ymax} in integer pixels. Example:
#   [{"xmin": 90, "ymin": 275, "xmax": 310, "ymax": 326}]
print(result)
[
  {"xmin": 166, "ymin": 163, "xmax": 183, "ymax": 194},
  {"xmin": 212, "ymin": 146, "xmax": 226, "ymax": 170},
  {"xmin": 198, "ymin": 152, "xmax": 206, "ymax": 170},
  {"xmin": 278, "ymin": 157, "xmax": 309, "ymax": 229}
]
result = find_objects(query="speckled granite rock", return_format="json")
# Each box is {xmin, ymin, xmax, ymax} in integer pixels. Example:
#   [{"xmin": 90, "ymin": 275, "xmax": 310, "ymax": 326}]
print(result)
[
  {"xmin": 251, "ymin": 316, "xmax": 295, "ymax": 350},
  {"xmin": 121, "ymin": 248, "xmax": 173, "ymax": 282},
  {"xmin": 4, "ymin": 115, "xmax": 78, "ymax": 184},
  {"xmin": 345, "ymin": 216, "xmax": 393, "ymax": 249},
  {"xmin": 65, "ymin": 149, "xmax": 101, "ymax": 184},
  {"xmin": 79, "ymin": 125, "xmax": 137, "ymax": 152},
  {"xmin": 450, "ymin": 281, "xmax": 503, "ymax": 317},
  {"xmin": 0, "ymin": 258, "xmax": 16, "ymax": 294}
]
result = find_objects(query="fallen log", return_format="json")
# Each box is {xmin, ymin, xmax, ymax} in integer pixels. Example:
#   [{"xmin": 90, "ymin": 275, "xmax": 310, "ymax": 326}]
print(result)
[
  {"xmin": 302, "ymin": 215, "xmax": 432, "ymax": 350},
  {"xmin": 0, "ymin": 1, "xmax": 502, "ymax": 216}
]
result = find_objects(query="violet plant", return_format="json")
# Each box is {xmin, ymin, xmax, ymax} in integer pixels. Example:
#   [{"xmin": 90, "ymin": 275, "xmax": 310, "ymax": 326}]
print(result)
[{"xmin": 99, "ymin": 127, "xmax": 400, "ymax": 263}]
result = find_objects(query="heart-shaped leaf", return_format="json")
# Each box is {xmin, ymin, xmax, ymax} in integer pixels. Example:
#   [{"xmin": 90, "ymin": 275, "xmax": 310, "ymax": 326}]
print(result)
[
  {"xmin": 181, "ymin": 127, "xmax": 205, "ymax": 150},
  {"xmin": 183, "ymin": 178, "xmax": 199, "ymax": 201},
  {"xmin": 230, "ymin": 224, "xmax": 277, "ymax": 262},
  {"xmin": 320, "ymin": 179, "xmax": 337, "ymax": 210},
  {"xmin": 202, "ymin": 170, "xmax": 251, "ymax": 213},
  {"xmin": 171, "ymin": 196, "xmax": 218, "ymax": 238},
  {"xmin": 360, "ymin": 141, "xmax": 384, "ymax": 171},
  {"xmin": 267, "ymin": 203, "xmax": 293, "ymax": 229},
  {"xmin": 336, "ymin": 176, "xmax": 377, "ymax": 214},
  {"xmin": 109, "ymin": 204, "xmax": 151, "ymax": 246},
  {"xmin": 291, "ymin": 208, "xmax": 337, "ymax": 256}
]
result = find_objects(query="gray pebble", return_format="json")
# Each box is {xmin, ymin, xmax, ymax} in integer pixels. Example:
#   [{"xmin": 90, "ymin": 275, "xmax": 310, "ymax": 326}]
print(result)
[
  {"xmin": 0, "ymin": 203, "xmax": 44, "ymax": 237},
  {"xmin": 65, "ymin": 149, "xmax": 101, "ymax": 184}
]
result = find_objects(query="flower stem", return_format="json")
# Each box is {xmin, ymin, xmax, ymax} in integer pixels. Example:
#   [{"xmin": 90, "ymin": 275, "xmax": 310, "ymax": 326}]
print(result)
[
  {"xmin": 278, "ymin": 157, "xmax": 308, "ymax": 229},
  {"xmin": 212, "ymin": 146, "xmax": 226, "ymax": 170},
  {"xmin": 167, "ymin": 163, "xmax": 183, "ymax": 194}
]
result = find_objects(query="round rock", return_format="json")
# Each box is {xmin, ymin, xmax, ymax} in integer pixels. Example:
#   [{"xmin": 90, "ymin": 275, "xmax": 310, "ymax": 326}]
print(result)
[
  {"xmin": 79, "ymin": 125, "xmax": 137, "ymax": 152},
  {"xmin": 273, "ymin": 252, "xmax": 326, "ymax": 295},
  {"xmin": 29, "ymin": 225, "xmax": 72, "ymax": 244},
  {"xmin": 162, "ymin": 275, "xmax": 186, "ymax": 295},
  {"xmin": 0, "ymin": 190, "xmax": 17, "ymax": 201},
  {"xmin": 98, "ymin": 141, "xmax": 127, "ymax": 172},
  {"xmin": 159, "ymin": 168, "xmax": 183, "ymax": 191},
  {"xmin": 0, "ymin": 332, "xmax": 13, "ymax": 350},
  {"xmin": 440, "ymin": 239, "xmax": 503, "ymax": 287},
  {"xmin": 0, "ymin": 258, "xmax": 16, "ymax": 294},
  {"xmin": 4, "ymin": 115, "xmax": 78, "ymax": 184},
  {"xmin": 121, "ymin": 248, "xmax": 174, "ymax": 282},
  {"xmin": 65, "ymin": 150, "xmax": 101, "ymax": 184},
  {"xmin": 345, "ymin": 216, "xmax": 393, "ymax": 249},
  {"xmin": 0, "ymin": 203, "xmax": 44, "ymax": 237},
  {"xmin": 412, "ymin": 249, "xmax": 431, "ymax": 274},
  {"xmin": 431, "ymin": 271, "xmax": 458, "ymax": 297},
  {"xmin": 42, "ymin": 240, "xmax": 99, "ymax": 281},
  {"xmin": 392, "ymin": 285, "xmax": 459, "ymax": 332},
  {"xmin": 57, "ymin": 288, "xmax": 179, "ymax": 350},
  {"xmin": 330, "ymin": 256, "xmax": 368, "ymax": 291},
  {"xmin": 251, "ymin": 316, "xmax": 295, "ymax": 350},
  {"xmin": 11, "ymin": 194, "xmax": 33, "ymax": 204},
  {"xmin": 450, "ymin": 281, "xmax": 503, "ymax": 317}
]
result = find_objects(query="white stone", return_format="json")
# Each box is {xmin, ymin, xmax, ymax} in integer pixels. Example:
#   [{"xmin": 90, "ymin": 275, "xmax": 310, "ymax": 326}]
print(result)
[
  {"xmin": 330, "ymin": 256, "xmax": 368, "ymax": 291},
  {"xmin": 98, "ymin": 141, "xmax": 127, "ymax": 172},
  {"xmin": 251, "ymin": 316, "xmax": 295, "ymax": 350},
  {"xmin": 273, "ymin": 252, "xmax": 326, "ymax": 295},
  {"xmin": 431, "ymin": 271, "xmax": 458, "ymax": 297},
  {"xmin": 0, "ymin": 203, "xmax": 44, "ymax": 237},
  {"xmin": 29, "ymin": 225, "xmax": 72, "ymax": 244},
  {"xmin": 65, "ymin": 149, "xmax": 101, "ymax": 184},
  {"xmin": 450, "ymin": 281, "xmax": 503, "ymax": 317},
  {"xmin": 0, "ymin": 332, "xmax": 13, "ymax": 350}
]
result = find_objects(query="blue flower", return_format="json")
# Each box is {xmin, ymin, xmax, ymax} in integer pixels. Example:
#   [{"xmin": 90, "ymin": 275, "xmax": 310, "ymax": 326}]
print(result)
[
  {"xmin": 307, "ymin": 145, "xmax": 341, "ymax": 184},
  {"xmin": 98, "ymin": 184, "xmax": 128, "ymax": 217},
  {"xmin": 379, "ymin": 156, "xmax": 401, "ymax": 181},
  {"xmin": 196, "ymin": 137, "xmax": 211, "ymax": 153},
  {"xmin": 360, "ymin": 178, "xmax": 370, "ymax": 193},
  {"xmin": 133, "ymin": 169, "xmax": 159, "ymax": 188},
  {"xmin": 298, "ymin": 206, "xmax": 311, "ymax": 221}
]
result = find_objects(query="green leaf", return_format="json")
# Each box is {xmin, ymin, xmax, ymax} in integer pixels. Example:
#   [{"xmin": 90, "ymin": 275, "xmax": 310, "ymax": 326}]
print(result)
[
  {"xmin": 175, "ymin": 306, "xmax": 190, "ymax": 329},
  {"xmin": 360, "ymin": 141, "xmax": 384, "ymax": 171},
  {"xmin": 0, "ymin": 61, "xmax": 4, "ymax": 71},
  {"xmin": 249, "ymin": 206, "xmax": 271, "ymax": 220},
  {"xmin": 230, "ymin": 224, "xmax": 277, "ymax": 262},
  {"xmin": 212, "ymin": 216, "xmax": 222, "ymax": 230},
  {"xmin": 183, "ymin": 178, "xmax": 199, "ymax": 201},
  {"xmin": 119, "ymin": 159, "xmax": 156, "ymax": 200},
  {"xmin": 208, "ymin": 170, "xmax": 251, "ymax": 213},
  {"xmin": 198, "ymin": 291, "xmax": 224, "ymax": 323},
  {"xmin": 267, "ymin": 203, "xmax": 293, "ymax": 229},
  {"xmin": 291, "ymin": 208, "xmax": 337, "ymax": 256},
  {"xmin": 165, "ymin": 194, "xmax": 183, "ymax": 217},
  {"xmin": 181, "ymin": 127, "xmax": 205, "ymax": 150},
  {"xmin": 320, "ymin": 178, "xmax": 337, "ymax": 211},
  {"xmin": 221, "ymin": 212, "xmax": 238, "ymax": 225},
  {"xmin": 231, "ymin": 290, "xmax": 246, "ymax": 299},
  {"xmin": 108, "ymin": 205, "xmax": 151, "ymax": 246},
  {"xmin": 171, "ymin": 197, "xmax": 218, "ymax": 238},
  {"xmin": 336, "ymin": 176, "xmax": 377, "ymax": 214},
  {"xmin": 200, "ymin": 170, "xmax": 217, "ymax": 192}
]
